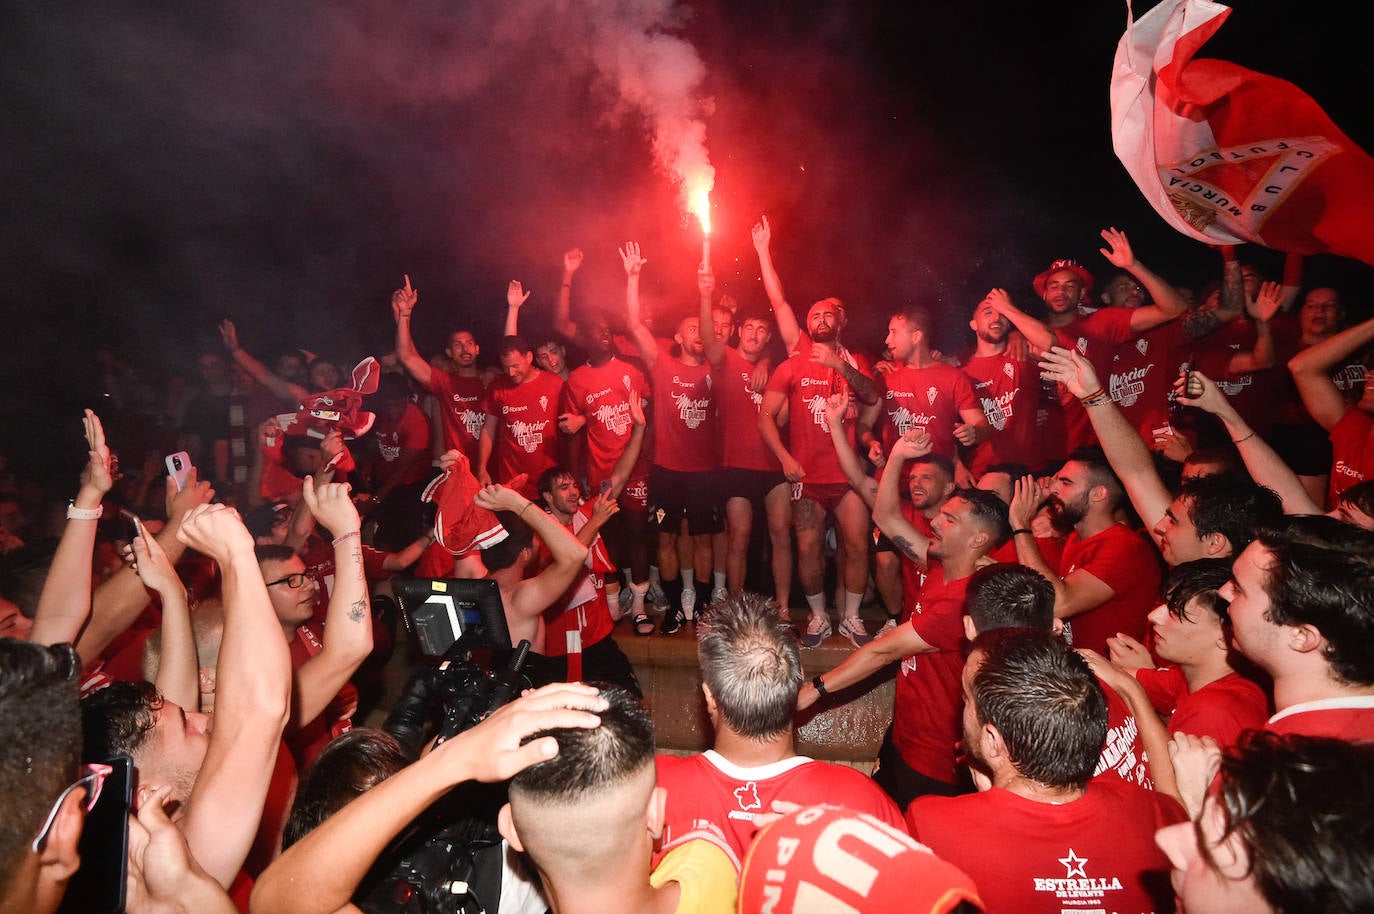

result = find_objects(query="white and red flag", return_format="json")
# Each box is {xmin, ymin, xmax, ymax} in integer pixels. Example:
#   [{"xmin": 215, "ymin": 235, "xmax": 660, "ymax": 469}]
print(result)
[{"xmin": 1111, "ymin": 0, "xmax": 1374, "ymax": 266}]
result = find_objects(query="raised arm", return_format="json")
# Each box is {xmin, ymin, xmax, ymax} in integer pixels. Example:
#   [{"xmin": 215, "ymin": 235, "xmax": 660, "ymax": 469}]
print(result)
[
  {"xmin": 176, "ymin": 504, "xmax": 291, "ymax": 888},
  {"xmin": 1288, "ymin": 313, "xmax": 1374, "ymax": 430},
  {"xmin": 824, "ymin": 393, "xmax": 876, "ymax": 507},
  {"xmin": 1098, "ymin": 227, "xmax": 1188, "ymax": 331},
  {"xmin": 1039, "ymin": 346, "xmax": 1173, "ymax": 530},
  {"xmin": 250, "ymin": 683, "xmax": 605, "ymax": 914},
  {"xmin": 1174, "ymin": 371, "xmax": 1321, "ymax": 514},
  {"xmin": 985, "ymin": 288, "xmax": 1054, "ymax": 352},
  {"xmin": 474, "ymin": 485, "xmax": 589, "ymax": 625},
  {"xmin": 699, "ymin": 265, "xmax": 725, "ymax": 368},
  {"xmin": 552, "ymin": 248, "xmax": 583, "ymax": 343},
  {"xmin": 873, "ymin": 432, "xmax": 935, "ymax": 564},
  {"xmin": 31, "ymin": 410, "xmax": 113, "ymax": 646},
  {"xmin": 220, "ymin": 320, "xmax": 308, "ymax": 405},
  {"xmin": 74, "ymin": 467, "xmax": 216, "ymax": 664},
  {"xmin": 131, "ymin": 524, "xmax": 199, "ymax": 712},
  {"xmin": 1078, "ymin": 649, "xmax": 1181, "ymax": 807},
  {"xmin": 503, "ymin": 280, "xmax": 531, "ymax": 337},
  {"xmin": 1007, "ymin": 475, "xmax": 1115, "ymax": 620},
  {"xmin": 606, "ymin": 390, "xmax": 647, "ymax": 498},
  {"xmin": 390, "ymin": 274, "xmax": 435, "ymax": 391},
  {"xmin": 751, "ymin": 216, "xmax": 801, "ymax": 352},
  {"xmin": 291, "ymin": 478, "xmax": 372, "ymax": 730},
  {"xmin": 620, "ymin": 242, "xmax": 658, "ymax": 367}
]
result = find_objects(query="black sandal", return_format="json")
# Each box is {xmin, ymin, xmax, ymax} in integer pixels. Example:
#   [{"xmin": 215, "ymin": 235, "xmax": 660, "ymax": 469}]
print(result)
[{"xmin": 632, "ymin": 609, "xmax": 656, "ymax": 636}]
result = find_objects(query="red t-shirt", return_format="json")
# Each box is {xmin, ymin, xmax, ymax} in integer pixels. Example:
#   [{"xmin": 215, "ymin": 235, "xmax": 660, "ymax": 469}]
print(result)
[
  {"xmin": 647, "ymin": 340, "xmax": 718, "ymax": 472},
  {"xmin": 1189, "ymin": 316, "xmax": 1278, "ymax": 440},
  {"xmin": 713, "ymin": 347, "xmax": 779, "ymax": 472},
  {"xmin": 908, "ymin": 780, "xmax": 1185, "ymax": 914},
  {"xmin": 874, "ymin": 364, "xmax": 978, "ymax": 461},
  {"xmin": 286, "ymin": 623, "xmax": 356, "ymax": 770},
  {"xmin": 1329, "ymin": 407, "xmax": 1374, "ymax": 504},
  {"xmin": 1094, "ymin": 679, "xmax": 1152, "ymax": 790},
  {"xmin": 1136, "ymin": 667, "xmax": 1270, "ymax": 748},
  {"xmin": 371, "ymin": 402, "xmax": 433, "ymax": 485},
  {"xmin": 1103, "ymin": 320, "xmax": 1189, "ymax": 444},
  {"xmin": 538, "ymin": 505, "xmax": 617, "ymax": 661},
  {"xmin": 482, "ymin": 370, "xmax": 565, "ymax": 484},
  {"xmin": 563, "ymin": 357, "xmax": 649, "ymax": 488},
  {"xmin": 425, "ymin": 371, "xmax": 487, "ymax": 463},
  {"xmin": 1059, "ymin": 523, "xmax": 1162, "ymax": 655},
  {"xmin": 963, "ymin": 351, "xmax": 1042, "ymax": 474},
  {"xmin": 892, "ymin": 564, "xmax": 969, "ymax": 784},
  {"xmin": 1050, "ymin": 308, "xmax": 1137, "ymax": 452},
  {"xmin": 764, "ymin": 347, "xmax": 873, "ymax": 485},
  {"xmin": 1266, "ymin": 696, "xmax": 1374, "ymax": 740},
  {"xmin": 656, "ymin": 750, "xmax": 907, "ymax": 860}
]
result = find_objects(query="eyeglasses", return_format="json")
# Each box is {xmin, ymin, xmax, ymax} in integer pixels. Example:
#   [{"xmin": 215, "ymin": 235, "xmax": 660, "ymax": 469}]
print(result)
[
  {"xmin": 266, "ymin": 572, "xmax": 313, "ymax": 589},
  {"xmin": 31, "ymin": 763, "xmax": 111, "ymax": 853}
]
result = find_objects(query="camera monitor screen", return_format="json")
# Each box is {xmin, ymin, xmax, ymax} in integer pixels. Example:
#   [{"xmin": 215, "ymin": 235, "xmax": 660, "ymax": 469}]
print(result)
[{"xmin": 392, "ymin": 577, "xmax": 511, "ymax": 656}]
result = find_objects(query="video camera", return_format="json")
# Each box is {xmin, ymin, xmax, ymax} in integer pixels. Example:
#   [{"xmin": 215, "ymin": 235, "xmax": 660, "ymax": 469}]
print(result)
[{"xmin": 364, "ymin": 578, "xmax": 530, "ymax": 914}]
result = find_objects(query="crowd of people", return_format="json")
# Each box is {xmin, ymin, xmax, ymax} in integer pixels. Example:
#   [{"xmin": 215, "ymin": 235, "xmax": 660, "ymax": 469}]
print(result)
[{"xmin": 2, "ymin": 215, "xmax": 1374, "ymax": 914}]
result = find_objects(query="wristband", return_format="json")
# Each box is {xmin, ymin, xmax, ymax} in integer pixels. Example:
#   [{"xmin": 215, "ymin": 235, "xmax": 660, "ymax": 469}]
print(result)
[
  {"xmin": 519, "ymin": 501, "xmax": 535, "ymax": 520},
  {"xmin": 66, "ymin": 503, "xmax": 103, "ymax": 520},
  {"xmin": 1231, "ymin": 431, "xmax": 1256, "ymax": 445},
  {"xmin": 811, "ymin": 675, "xmax": 829, "ymax": 696},
  {"xmin": 1077, "ymin": 387, "xmax": 1105, "ymax": 404},
  {"xmin": 1081, "ymin": 392, "xmax": 1111, "ymax": 408},
  {"xmin": 1011, "ymin": 528, "xmax": 1034, "ymax": 538},
  {"xmin": 332, "ymin": 530, "xmax": 361, "ymax": 547}
]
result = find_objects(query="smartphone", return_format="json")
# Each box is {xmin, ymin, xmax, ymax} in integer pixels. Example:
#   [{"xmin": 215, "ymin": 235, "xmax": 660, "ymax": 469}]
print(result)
[
  {"xmin": 1168, "ymin": 358, "xmax": 1196, "ymax": 417},
  {"xmin": 117, "ymin": 508, "xmax": 143, "ymax": 545},
  {"xmin": 165, "ymin": 451, "xmax": 192, "ymax": 491},
  {"xmin": 57, "ymin": 754, "xmax": 132, "ymax": 914}
]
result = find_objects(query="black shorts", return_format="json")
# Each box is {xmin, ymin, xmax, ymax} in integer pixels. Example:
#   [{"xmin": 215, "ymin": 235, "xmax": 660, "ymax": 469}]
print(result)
[
  {"xmin": 648, "ymin": 465, "xmax": 725, "ymax": 535},
  {"xmin": 720, "ymin": 467, "xmax": 788, "ymax": 503}
]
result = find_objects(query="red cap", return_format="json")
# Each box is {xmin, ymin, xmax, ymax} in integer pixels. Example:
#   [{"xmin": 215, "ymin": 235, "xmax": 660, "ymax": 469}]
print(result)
[
  {"xmin": 1032, "ymin": 259, "xmax": 1095, "ymax": 299},
  {"xmin": 738, "ymin": 805, "xmax": 984, "ymax": 914}
]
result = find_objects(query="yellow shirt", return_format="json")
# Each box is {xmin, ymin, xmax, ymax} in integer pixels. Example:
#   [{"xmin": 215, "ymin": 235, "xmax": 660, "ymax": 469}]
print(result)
[{"xmin": 649, "ymin": 838, "xmax": 738, "ymax": 914}]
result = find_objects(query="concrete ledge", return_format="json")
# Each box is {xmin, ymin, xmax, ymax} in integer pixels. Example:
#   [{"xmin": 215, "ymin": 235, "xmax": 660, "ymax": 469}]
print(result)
[{"xmin": 612, "ymin": 614, "xmax": 895, "ymax": 765}]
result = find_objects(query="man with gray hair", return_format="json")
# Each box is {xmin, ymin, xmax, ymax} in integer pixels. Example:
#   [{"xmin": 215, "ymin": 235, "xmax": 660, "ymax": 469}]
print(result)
[{"xmin": 656, "ymin": 592, "xmax": 905, "ymax": 858}]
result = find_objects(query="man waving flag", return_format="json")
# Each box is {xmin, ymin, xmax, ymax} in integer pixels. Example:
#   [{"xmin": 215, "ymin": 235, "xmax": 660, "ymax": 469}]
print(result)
[{"xmin": 1111, "ymin": 0, "xmax": 1374, "ymax": 267}]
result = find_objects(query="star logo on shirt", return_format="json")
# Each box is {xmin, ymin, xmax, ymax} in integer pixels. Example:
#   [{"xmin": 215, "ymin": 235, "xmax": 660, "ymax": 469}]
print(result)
[
  {"xmin": 1003, "ymin": 362, "xmax": 1015, "ymax": 380},
  {"xmin": 733, "ymin": 782, "xmax": 761, "ymax": 811},
  {"xmin": 1136, "ymin": 338, "xmax": 1149, "ymax": 355},
  {"xmin": 1059, "ymin": 849, "xmax": 1088, "ymax": 879}
]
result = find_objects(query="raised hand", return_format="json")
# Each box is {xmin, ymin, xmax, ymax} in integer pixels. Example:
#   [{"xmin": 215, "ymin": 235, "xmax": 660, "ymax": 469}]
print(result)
[
  {"xmin": 750, "ymin": 215, "xmax": 772, "ymax": 252},
  {"xmin": 823, "ymin": 391, "xmax": 849, "ymax": 427},
  {"xmin": 698, "ymin": 266, "xmax": 715, "ymax": 299},
  {"xmin": 890, "ymin": 428, "xmax": 933, "ymax": 464},
  {"xmin": 218, "ymin": 319, "xmax": 240, "ymax": 352},
  {"xmin": 563, "ymin": 248, "xmax": 584, "ymax": 274},
  {"xmin": 618, "ymin": 242, "xmax": 647, "ymax": 277},
  {"xmin": 1249, "ymin": 280, "xmax": 1285, "ymax": 322},
  {"xmin": 590, "ymin": 488, "xmax": 619, "ymax": 525},
  {"xmin": 164, "ymin": 466, "xmax": 214, "ymax": 524},
  {"xmin": 1172, "ymin": 369, "xmax": 1220, "ymax": 414},
  {"xmin": 473, "ymin": 483, "xmax": 528, "ymax": 514},
  {"xmin": 1038, "ymin": 346, "xmax": 1101, "ymax": 400},
  {"xmin": 80, "ymin": 409, "xmax": 115, "ymax": 497},
  {"xmin": 1098, "ymin": 226, "xmax": 1137, "ymax": 270},
  {"xmin": 132, "ymin": 522, "xmax": 183, "ymax": 598},
  {"xmin": 302, "ymin": 475, "xmax": 360, "ymax": 539},
  {"xmin": 391, "ymin": 274, "xmax": 418, "ymax": 321},
  {"xmin": 507, "ymin": 280, "xmax": 531, "ymax": 310},
  {"xmin": 174, "ymin": 504, "xmax": 254, "ymax": 562}
]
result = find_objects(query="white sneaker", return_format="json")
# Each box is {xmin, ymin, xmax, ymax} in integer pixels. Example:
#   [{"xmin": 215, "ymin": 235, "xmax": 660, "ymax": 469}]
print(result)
[
  {"xmin": 876, "ymin": 617, "xmax": 899, "ymax": 638},
  {"xmin": 801, "ymin": 614, "xmax": 833, "ymax": 648},
  {"xmin": 838, "ymin": 615, "xmax": 872, "ymax": 648},
  {"xmin": 710, "ymin": 585, "xmax": 727, "ymax": 606}
]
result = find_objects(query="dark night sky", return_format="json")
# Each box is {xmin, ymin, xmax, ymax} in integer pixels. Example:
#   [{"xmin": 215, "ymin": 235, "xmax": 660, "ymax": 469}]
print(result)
[{"xmin": 2, "ymin": 0, "xmax": 1369, "ymax": 482}]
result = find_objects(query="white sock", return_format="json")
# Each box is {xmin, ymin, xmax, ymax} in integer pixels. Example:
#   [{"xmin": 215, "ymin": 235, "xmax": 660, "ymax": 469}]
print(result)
[
  {"xmin": 713, "ymin": 570, "xmax": 726, "ymax": 591},
  {"xmin": 844, "ymin": 590, "xmax": 863, "ymax": 620},
  {"xmin": 649, "ymin": 564, "xmax": 661, "ymax": 585},
  {"xmin": 630, "ymin": 581, "xmax": 649, "ymax": 613},
  {"xmin": 805, "ymin": 592, "xmax": 826, "ymax": 615},
  {"xmin": 682, "ymin": 569, "xmax": 696, "ymax": 595}
]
